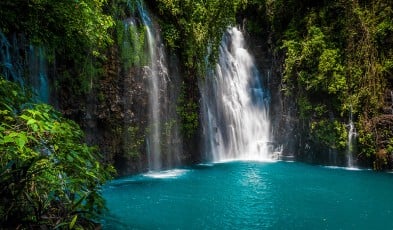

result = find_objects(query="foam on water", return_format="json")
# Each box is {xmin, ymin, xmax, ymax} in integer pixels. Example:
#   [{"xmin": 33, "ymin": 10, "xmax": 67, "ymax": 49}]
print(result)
[
  {"xmin": 212, "ymin": 158, "xmax": 278, "ymax": 164},
  {"xmin": 323, "ymin": 165, "xmax": 367, "ymax": 171},
  {"xmin": 143, "ymin": 169, "xmax": 189, "ymax": 179}
]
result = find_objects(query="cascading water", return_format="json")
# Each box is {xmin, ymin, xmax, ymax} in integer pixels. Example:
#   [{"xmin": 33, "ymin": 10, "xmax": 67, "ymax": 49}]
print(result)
[
  {"xmin": 201, "ymin": 27, "xmax": 272, "ymax": 162},
  {"xmin": 0, "ymin": 32, "xmax": 49, "ymax": 102},
  {"xmin": 347, "ymin": 109, "xmax": 357, "ymax": 168},
  {"xmin": 29, "ymin": 46, "xmax": 49, "ymax": 103},
  {"xmin": 136, "ymin": 1, "xmax": 181, "ymax": 171},
  {"xmin": 0, "ymin": 32, "xmax": 25, "ymax": 86}
]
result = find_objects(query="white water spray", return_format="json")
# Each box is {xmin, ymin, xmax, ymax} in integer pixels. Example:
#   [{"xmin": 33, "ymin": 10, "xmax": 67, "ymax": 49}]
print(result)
[
  {"xmin": 138, "ymin": 3, "xmax": 163, "ymax": 170},
  {"xmin": 137, "ymin": 1, "xmax": 181, "ymax": 171},
  {"xmin": 201, "ymin": 27, "xmax": 273, "ymax": 162},
  {"xmin": 347, "ymin": 109, "xmax": 357, "ymax": 168}
]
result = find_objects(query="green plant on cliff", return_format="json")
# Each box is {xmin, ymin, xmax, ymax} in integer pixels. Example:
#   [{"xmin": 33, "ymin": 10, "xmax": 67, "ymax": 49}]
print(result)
[
  {"xmin": 116, "ymin": 19, "xmax": 147, "ymax": 69},
  {"xmin": 311, "ymin": 120, "xmax": 348, "ymax": 150},
  {"xmin": 281, "ymin": 19, "xmax": 349, "ymax": 150},
  {"xmin": 176, "ymin": 84, "xmax": 199, "ymax": 138},
  {"xmin": 154, "ymin": 0, "xmax": 246, "ymax": 74},
  {"xmin": 282, "ymin": 24, "xmax": 346, "ymax": 98},
  {"xmin": 344, "ymin": 0, "xmax": 392, "ymax": 167},
  {"xmin": 0, "ymin": 0, "xmax": 115, "ymax": 102},
  {"xmin": 0, "ymin": 0, "xmax": 114, "ymax": 58},
  {"xmin": 277, "ymin": 0, "xmax": 393, "ymax": 166},
  {"xmin": 0, "ymin": 78, "xmax": 114, "ymax": 228},
  {"xmin": 125, "ymin": 126, "xmax": 144, "ymax": 158},
  {"xmin": 150, "ymin": 0, "xmax": 247, "ymax": 138}
]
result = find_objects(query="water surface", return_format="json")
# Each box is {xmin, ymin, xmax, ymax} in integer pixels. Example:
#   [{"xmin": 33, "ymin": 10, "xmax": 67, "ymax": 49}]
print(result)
[{"xmin": 102, "ymin": 161, "xmax": 393, "ymax": 229}]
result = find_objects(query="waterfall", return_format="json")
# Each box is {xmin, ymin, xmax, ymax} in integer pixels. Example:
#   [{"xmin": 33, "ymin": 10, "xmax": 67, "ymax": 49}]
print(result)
[
  {"xmin": 347, "ymin": 109, "xmax": 357, "ymax": 168},
  {"xmin": 201, "ymin": 27, "xmax": 272, "ymax": 162},
  {"xmin": 29, "ymin": 46, "xmax": 49, "ymax": 103},
  {"xmin": 0, "ymin": 32, "xmax": 49, "ymax": 102},
  {"xmin": 0, "ymin": 32, "xmax": 25, "ymax": 86},
  {"xmin": 136, "ymin": 1, "xmax": 181, "ymax": 171}
]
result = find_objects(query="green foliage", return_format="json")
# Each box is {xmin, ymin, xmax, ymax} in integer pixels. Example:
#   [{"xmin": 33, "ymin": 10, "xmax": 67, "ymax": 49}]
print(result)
[
  {"xmin": 387, "ymin": 138, "xmax": 393, "ymax": 156},
  {"xmin": 155, "ymin": 0, "xmax": 245, "ymax": 76},
  {"xmin": 318, "ymin": 49, "xmax": 346, "ymax": 95},
  {"xmin": 176, "ymin": 101, "xmax": 199, "ymax": 138},
  {"xmin": 116, "ymin": 19, "xmax": 147, "ymax": 69},
  {"xmin": 344, "ymin": 1, "xmax": 385, "ymax": 117},
  {"xmin": 0, "ymin": 78, "xmax": 114, "ymax": 228},
  {"xmin": 176, "ymin": 84, "xmax": 199, "ymax": 138},
  {"xmin": 161, "ymin": 23, "xmax": 181, "ymax": 50},
  {"xmin": 0, "ymin": 0, "xmax": 115, "ymax": 103},
  {"xmin": 358, "ymin": 128, "xmax": 376, "ymax": 156},
  {"xmin": 276, "ymin": 0, "xmax": 393, "ymax": 164},
  {"xmin": 297, "ymin": 96, "xmax": 312, "ymax": 119},
  {"xmin": 282, "ymin": 25, "xmax": 346, "ymax": 96},
  {"xmin": 124, "ymin": 126, "xmax": 144, "ymax": 158},
  {"xmin": 0, "ymin": 0, "xmax": 114, "ymax": 57},
  {"xmin": 311, "ymin": 120, "xmax": 348, "ymax": 150},
  {"xmin": 281, "ymin": 22, "xmax": 350, "ymax": 153},
  {"xmin": 152, "ymin": 0, "xmax": 246, "ymax": 137}
]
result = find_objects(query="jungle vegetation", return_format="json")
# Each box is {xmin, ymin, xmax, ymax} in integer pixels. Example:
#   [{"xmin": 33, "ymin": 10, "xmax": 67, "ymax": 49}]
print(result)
[{"xmin": 0, "ymin": 0, "xmax": 392, "ymax": 228}]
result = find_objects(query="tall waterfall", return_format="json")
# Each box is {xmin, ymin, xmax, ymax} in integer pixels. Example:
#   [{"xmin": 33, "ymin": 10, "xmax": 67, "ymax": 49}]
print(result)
[
  {"xmin": 201, "ymin": 27, "xmax": 272, "ymax": 162},
  {"xmin": 137, "ymin": 1, "xmax": 181, "ymax": 171}
]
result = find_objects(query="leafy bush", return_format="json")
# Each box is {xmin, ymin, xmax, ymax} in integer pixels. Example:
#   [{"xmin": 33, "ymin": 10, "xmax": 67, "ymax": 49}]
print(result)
[
  {"xmin": 0, "ymin": 78, "xmax": 114, "ymax": 229},
  {"xmin": 278, "ymin": 0, "xmax": 392, "ymax": 165}
]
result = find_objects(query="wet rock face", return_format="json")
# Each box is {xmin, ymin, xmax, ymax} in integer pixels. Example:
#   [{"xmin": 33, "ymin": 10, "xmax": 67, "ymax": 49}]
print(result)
[
  {"xmin": 95, "ymin": 46, "xmax": 151, "ymax": 175},
  {"xmin": 369, "ymin": 113, "xmax": 393, "ymax": 169},
  {"xmin": 246, "ymin": 19, "xmax": 393, "ymax": 169},
  {"xmin": 244, "ymin": 23, "xmax": 347, "ymax": 166},
  {"xmin": 59, "ymin": 43, "xmax": 200, "ymax": 175},
  {"xmin": 58, "ymin": 45, "xmax": 150, "ymax": 176},
  {"xmin": 243, "ymin": 27, "xmax": 296, "ymax": 158}
]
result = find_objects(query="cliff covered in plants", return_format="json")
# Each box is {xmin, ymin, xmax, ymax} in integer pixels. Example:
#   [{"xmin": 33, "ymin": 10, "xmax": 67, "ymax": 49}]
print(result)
[
  {"xmin": 1, "ymin": 0, "xmax": 393, "ymax": 212},
  {"xmin": 1, "ymin": 0, "xmax": 393, "ymax": 227},
  {"xmin": 239, "ymin": 0, "xmax": 393, "ymax": 169},
  {"xmin": 148, "ymin": 0, "xmax": 393, "ymax": 169}
]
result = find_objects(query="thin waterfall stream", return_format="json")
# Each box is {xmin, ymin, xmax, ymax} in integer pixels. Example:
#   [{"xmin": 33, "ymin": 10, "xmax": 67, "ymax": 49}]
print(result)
[
  {"xmin": 0, "ymin": 32, "xmax": 25, "ymax": 87},
  {"xmin": 29, "ymin": 46, "xmax": 49, "ymax": 103},
  {"xmin": 0, "ymin": 32, "xmax": 49, "ymax": 102},
  {"xmin": 347, "ymin": 109, "xmax": 357, "ymax": 168},
  {"xmin": 137, "ymin": 1, "xmax": 181, "ymax": 171},
  {"xmin": 138, "ymin": 3, "xmax": 163, "ymax": 170}
]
